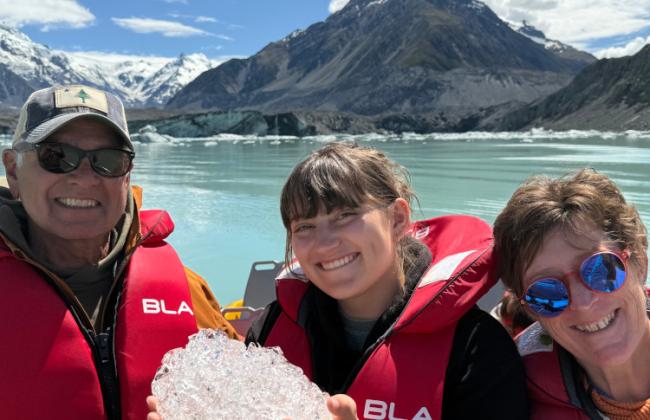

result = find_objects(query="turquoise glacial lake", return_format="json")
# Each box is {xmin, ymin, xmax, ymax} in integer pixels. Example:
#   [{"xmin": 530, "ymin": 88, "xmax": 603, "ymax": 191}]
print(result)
[{"xmin": 2, "ymin": 130, "xmax": 650, "ymax": 305}]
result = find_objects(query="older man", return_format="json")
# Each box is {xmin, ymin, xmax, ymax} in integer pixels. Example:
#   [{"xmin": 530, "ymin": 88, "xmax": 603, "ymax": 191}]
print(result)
[{"xmin": 0, "ymin": 85, "xmax": 237, "ymax": 419}]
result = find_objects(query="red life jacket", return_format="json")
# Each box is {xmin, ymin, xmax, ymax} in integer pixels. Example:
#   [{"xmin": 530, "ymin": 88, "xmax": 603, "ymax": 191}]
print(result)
[
  {"xmin": 265, "ymin": 215, "xmax": 496, "ymax": 420},
  {"xmin": 0, "ymin": 210, "xmax": 198, "ymax": 420},
  {"xmin": 516, "ymin": 323, "xmax": 590, "ymax": 420}
]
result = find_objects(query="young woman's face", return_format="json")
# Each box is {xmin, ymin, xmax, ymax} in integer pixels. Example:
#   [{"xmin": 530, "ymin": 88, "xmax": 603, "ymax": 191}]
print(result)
[
  {"xmin": 289, "ymin": 199, "xmax": 410, "ymax": 319},
  {"xmin": 523, "ymin": 227, "xmax": 649, "ymax": 368}
]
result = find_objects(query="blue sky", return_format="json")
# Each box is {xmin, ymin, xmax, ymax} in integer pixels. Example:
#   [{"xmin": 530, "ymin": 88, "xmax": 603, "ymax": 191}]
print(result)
[
  {"xmin": 2, "ymin": 0, "xmax": 650, "ymax": 60},
  {"xmin": 4, "ymin": 0, "xmax": 333, "ymax": 58}
]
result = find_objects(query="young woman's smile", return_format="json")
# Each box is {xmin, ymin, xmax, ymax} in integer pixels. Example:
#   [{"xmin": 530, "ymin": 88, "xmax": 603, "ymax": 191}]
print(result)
[{"xmin": 290, "ymin": 202, "xmax": 409, "ymax": 319}]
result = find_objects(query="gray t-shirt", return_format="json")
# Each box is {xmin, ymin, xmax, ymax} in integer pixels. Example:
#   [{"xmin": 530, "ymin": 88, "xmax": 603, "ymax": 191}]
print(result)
[{"xmin": 340, "ymin": 313, "xmax": 376, "ymax": 353}]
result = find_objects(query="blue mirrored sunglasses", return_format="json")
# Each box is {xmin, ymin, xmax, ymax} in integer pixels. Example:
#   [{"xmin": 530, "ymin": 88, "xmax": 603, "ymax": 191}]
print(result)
[{"xmin": 522, "ymin": 251, "xmax": 627, "ymax": 318}]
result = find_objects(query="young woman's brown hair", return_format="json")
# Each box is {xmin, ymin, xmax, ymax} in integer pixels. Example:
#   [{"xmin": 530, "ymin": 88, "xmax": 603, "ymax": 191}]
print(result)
[{"xmin": 280, "ymin": 141, "xmax": 418, "ymax": 283}]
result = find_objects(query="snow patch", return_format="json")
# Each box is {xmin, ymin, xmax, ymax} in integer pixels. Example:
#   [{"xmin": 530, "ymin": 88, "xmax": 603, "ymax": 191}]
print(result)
[
  {"xmin": 366, "ymin": 0, "xmax": 389, "ymax": 8},
  {"xmin": 281, "ymin": 29, "xmax": 305, "ymax": 43},
  {"xmin": 507, "ymin": 21, "xmax": 569, "ymax": 53},
  {"xmin": 467, "ymin": 0, "xmax": 487, "ymax": 10}
]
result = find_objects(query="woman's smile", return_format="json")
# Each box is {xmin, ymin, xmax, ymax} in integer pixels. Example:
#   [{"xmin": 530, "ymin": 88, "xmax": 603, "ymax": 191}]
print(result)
[
  {"xmin": 572, "ymin": 309, "xmax": 618, "ymax": 333},
  {"xmin": 318, "ymin": 252, "xmax": 360, "ymax": 271}
]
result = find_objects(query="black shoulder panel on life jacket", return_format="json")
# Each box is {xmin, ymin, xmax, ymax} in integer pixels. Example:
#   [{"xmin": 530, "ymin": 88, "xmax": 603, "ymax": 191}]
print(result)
[{"xmin": 245, "ymin": 300, "xmax": 282, "ymax": 346}]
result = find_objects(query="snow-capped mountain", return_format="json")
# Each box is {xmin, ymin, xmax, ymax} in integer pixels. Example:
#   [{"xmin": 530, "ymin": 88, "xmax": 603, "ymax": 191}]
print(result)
[
  {"xmin": 509, "ymin": 21, "xmax": 564, "ymax": 51},
  {"xmin": 0, "ymin": 23, "xmax": 223, "ymax": 108},
  {"xmin": 509, "ymin": 21, "xmax": 596, "ymax": 65},
  {"xmin": 63, "ymin": 51, "xmax": 222, "ymax": 107}
]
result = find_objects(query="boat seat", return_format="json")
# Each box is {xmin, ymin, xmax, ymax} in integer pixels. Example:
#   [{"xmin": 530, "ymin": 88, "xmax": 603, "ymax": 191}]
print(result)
[{"xmin": 222, "ymin": 260, "xmax": 283, "ymax": 336}]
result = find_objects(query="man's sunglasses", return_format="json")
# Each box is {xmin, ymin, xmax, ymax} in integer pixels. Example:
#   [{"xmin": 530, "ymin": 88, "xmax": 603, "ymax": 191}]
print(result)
[
  {"xmin": 521, "ymin": 251, "xmax": 627, "ymax": 318},
  {"xmin": 26, "ymin": 142, "xmax": 134, "ymax": 178}
]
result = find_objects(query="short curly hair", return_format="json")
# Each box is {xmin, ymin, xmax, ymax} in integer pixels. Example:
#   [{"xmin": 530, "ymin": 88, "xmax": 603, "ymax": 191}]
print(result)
[{"xmin": 493, "ymin": 169, "xmax": 648, "ymax": 296}]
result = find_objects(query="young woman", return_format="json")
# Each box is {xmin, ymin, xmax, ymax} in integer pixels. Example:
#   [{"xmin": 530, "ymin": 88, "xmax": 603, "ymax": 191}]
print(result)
[
  {"xmin": 494, "ymin": 169, "xmax": 650, "ymax": 419},
  {"xmin": 148, "ymin": 142, "xmax": 528, "ymax": 419},
  {"xmin": 245, "ymin": 142, "xmax": 528, "ymax": 419}
]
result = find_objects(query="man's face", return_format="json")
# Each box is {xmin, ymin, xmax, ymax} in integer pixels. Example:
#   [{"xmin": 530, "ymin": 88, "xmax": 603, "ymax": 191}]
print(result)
[{"xmin": 4, "ymin": 118, "xmax": 130, "ymax": 245}]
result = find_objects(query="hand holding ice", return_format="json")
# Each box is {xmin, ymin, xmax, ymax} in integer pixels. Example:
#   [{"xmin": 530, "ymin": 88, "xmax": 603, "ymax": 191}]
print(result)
[{"xmin": 151, "ymin": 329, "xmax": 330, "ymax": 419}]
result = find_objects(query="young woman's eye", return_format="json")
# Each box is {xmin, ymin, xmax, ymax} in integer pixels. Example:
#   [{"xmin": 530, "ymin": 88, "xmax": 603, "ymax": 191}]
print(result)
[
  {"xmin": 292, "ymin": 224, "xmax": 314, "ymax": 234},
  {"xmin": 337, "ymin": 210, "xmax": 358, "ymax": 221}
]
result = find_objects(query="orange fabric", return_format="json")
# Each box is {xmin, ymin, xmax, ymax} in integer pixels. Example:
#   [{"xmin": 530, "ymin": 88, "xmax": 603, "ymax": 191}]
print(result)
[
  {"xmin": 131, "ymin": 185, "xmax": 143, "ymax": 210},
  {"xmin": 184, "ymin": 266, "xmax": 241, "ymax": 340},
  {"xmin": 591, "ymin": 390, "xmax": 650, "ymax": 419}
]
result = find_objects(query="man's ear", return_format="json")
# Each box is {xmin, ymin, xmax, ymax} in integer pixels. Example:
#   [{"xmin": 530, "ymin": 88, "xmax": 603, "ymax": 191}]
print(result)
[
  {"xmin": 2, "ymin": 149, "xmax": 20, "ymax": 199},
  {"xmin": 391, "ymin": 198, "xmax": 411, "ymax": 240}
]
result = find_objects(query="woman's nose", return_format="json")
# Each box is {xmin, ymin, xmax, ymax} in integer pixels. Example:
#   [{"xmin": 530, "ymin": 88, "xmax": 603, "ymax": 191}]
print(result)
[
  {"xmin": 568, "ymin": 274, "xmax": 598, "ymax": 311},
  {"xmin": 315, "ymin": 226, "xmax": 340, "ymax": 250}
]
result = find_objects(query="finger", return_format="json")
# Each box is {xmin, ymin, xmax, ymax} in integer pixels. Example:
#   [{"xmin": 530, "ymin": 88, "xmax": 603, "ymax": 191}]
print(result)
[
  {"xmin": 327, "ymin": 394, "xmax": 358, "ymax": 420},
  {"xmin": 146, "ymin": 395, "xmax": 158, "ymax": 411},
  {"xmin": 146, "ymin": 395, "xmax": 162, "ymax": 420}
]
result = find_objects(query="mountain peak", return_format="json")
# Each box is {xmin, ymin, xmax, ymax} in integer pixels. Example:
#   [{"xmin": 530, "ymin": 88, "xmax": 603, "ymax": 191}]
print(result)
[
  {"xmin": 0, "ymin": 25, "xmax": 219, "ymax": 108},
  {"xmin": 168, "ymin": 0, "xmax": 593, "ymax": 125}
]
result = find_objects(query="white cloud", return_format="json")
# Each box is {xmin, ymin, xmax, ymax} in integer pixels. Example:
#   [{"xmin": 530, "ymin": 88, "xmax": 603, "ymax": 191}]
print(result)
[
  {"xmin": 195, "ymin": 16, "xmax": 217, "ymax": 23},
  {"xmin": 112, "ymin": 17, "xmax": 212, "ymax": 37},
  {"xmin": 167, "ymin": 13, "xmax": 218, "ymax": 24},
  {"xmin": 329, "ymin": 0, "xmax": 350, "ymax": 14},
  {"xmin": 0, "ymin": 0, "xmax": 94, "ymax": 28},
  {"xmin": 481, "ymin": 0, "xmax": 650, "ymax": 51},
  {"xmin": 162, "ymin": 0, "xmax": 188, "ymax": 3},
  {"xmin": 595, "ymin": 36, "xmax": 650, "ymax": 59}
]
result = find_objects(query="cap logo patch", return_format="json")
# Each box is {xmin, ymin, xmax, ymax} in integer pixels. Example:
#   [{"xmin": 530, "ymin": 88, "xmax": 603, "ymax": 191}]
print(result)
[{"xmin": 54, "ymin": 85, "xmax": 108, "ymax": 114}]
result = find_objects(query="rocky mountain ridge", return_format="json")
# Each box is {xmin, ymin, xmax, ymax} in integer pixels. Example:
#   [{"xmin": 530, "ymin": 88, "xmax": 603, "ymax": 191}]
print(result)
[{"xmin": 492, "ymin": 44, "xmax": 650, "ymax": 131}]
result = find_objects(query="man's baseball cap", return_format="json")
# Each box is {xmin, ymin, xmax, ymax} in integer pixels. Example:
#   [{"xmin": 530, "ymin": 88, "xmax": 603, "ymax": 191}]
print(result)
[{"xmin": 12, "ymin": 84, "xmax": 133, "ymax": 151}]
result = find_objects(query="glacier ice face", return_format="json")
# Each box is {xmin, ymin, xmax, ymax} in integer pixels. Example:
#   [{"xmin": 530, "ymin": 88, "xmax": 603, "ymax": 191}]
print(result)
[{"xmin": 152, "ymin": 329, "xmax": 330, "ymax": 420}]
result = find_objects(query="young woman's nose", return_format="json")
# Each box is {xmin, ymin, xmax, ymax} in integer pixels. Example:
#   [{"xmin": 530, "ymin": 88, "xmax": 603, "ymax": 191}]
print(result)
[{"xmin": 315, "ymin": 226, "xmax": 340, "ymax": 250}]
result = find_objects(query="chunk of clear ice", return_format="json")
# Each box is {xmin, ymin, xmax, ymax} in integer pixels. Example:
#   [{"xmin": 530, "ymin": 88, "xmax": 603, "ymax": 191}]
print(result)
[{"xmin": 152, "ymin": 329, "xmax": 330, "ymax": 419}]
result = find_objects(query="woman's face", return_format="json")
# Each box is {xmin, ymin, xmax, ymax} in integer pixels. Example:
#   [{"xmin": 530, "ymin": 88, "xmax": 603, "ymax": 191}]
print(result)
[
  {"xmin": 523, "ymin": 226, "xmax": 649, "ymax": 368},
  {"xmin": 289, "ymin": 199, "xmax": 410, "ymax": 319}
]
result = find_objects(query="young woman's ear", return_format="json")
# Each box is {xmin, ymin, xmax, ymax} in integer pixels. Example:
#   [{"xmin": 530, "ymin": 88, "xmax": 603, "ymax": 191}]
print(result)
[{"xmin": 390, "ymin": 198, "xmax": 411, "ymax": 239}]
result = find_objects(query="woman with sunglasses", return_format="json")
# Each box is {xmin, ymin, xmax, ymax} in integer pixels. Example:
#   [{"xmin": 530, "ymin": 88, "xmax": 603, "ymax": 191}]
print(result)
[{"xmin": 493, "ymin": 169, "xmax": 650, "ymax": 419}]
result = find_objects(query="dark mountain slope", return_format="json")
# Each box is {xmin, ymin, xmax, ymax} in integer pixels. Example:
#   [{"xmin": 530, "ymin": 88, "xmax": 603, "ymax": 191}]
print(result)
[
  {"xmin": 168, "ymin": 0, "xmax": 592, "ymax": 127},
  {"xmin": 493, "ymin": 45, "xmax": 650, "ymax": 130}
]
